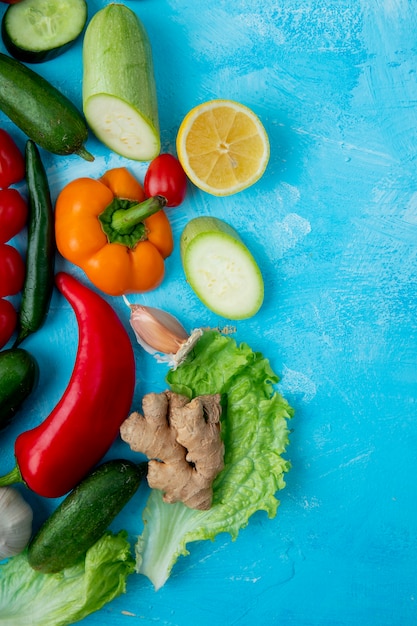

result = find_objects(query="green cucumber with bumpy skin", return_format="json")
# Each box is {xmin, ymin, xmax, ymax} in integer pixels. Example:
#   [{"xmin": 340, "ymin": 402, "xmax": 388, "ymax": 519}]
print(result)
[
  {"xmin": 82, "ymin": 3, "xmax": 160, "ymax": 161},
  {"xmin": 2, "ymin": 0, "xmax": 88, "ymax": 64},
  {"xmin": 28, "ymin": 459, "xmax": 147, "ymax": 573},
  {"xmin": 0, "ymin": 348, "xmax": 39, "ymax": 430},
  {"xmin": 0, "ymin": 52, "xmax": 93, "ymax": 161}
]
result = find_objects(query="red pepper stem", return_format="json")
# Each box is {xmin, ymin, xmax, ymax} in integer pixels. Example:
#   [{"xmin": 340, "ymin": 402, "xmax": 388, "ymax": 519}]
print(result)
[
  {"xmin": 111, "ymin": 195, "xmax": 167, "ymax": 235},
  {"xmin": 0, "ymin": 464, "xmax": 23, "ymax": 487}
]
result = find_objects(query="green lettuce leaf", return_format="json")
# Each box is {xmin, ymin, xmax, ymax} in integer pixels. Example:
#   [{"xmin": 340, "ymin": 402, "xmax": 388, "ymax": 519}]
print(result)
[
  {"xmin": 0, "ymin": 531, "xmax": 134, "ymax": 625},
  {"xmin": 135, "ymin": 330, "xmax": 294, "ymax": 590}
]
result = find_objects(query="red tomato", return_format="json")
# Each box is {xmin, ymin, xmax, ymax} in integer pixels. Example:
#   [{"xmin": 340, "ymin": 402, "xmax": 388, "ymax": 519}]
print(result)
[
  {"xmin": 0, "ymin": 129, "xmax": 25, "ymax": 189},
  {"xmin": 144, "ymin": 153, "xmax": 187, "ymax": 207},
  {"xmin": 0, "ymin": 243, "xmax": 25, "ymax": 296},
  {"xmin": 0, "ymin": 298, "xmax": 17, "ymax": 349},
  {"xmin": 0, "ymin": 189, "xmax": 28, "ymax": 243}
]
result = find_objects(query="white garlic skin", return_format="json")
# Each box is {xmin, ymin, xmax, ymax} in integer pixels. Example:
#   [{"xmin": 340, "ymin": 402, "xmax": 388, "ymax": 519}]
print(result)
[
  {"xmin": 123, "ymin": 297, "xmax": 204, "ymax": 368},
  {"xmin": 0, "ymin": 487, "xmax": 33, "ymax": 559}
]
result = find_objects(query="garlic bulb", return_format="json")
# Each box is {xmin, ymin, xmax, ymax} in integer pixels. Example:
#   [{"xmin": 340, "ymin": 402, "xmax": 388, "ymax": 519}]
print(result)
[
  {"xmin": 123, "ymin": 297, "xmax": 203, "ymax": 369},
  {"xmin": 0, "ymin": 487, "xmax": 33, "ymax": 559}
]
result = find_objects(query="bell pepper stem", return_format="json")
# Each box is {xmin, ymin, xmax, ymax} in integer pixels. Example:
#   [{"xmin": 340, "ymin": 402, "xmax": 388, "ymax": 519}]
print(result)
[
  {"xmin": 111, "ymin": 195, "xmax": 167, "ymax": 235},
  {"xmin": 0, "ymin": 464, "xmax": 23, "ymax": 487}
]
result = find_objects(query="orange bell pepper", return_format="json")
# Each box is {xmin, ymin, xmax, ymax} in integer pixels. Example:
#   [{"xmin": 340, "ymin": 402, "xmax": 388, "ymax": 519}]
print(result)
[{"xmin": 55, "ymin": 167, "xmax": 174, "ymax": 296}]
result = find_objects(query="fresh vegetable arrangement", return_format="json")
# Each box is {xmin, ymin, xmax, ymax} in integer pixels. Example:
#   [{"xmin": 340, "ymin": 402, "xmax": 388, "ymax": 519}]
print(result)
[{"xmin": 0, "ymin": 2, "xmax": 292, "ymax": 625}]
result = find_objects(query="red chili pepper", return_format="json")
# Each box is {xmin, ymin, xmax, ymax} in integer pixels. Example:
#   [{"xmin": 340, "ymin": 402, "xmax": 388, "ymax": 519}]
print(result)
[
  {"xmin": 0, "ymin": 272, "xmax": 136, "ymax": 497},
  {"xmin": 0, "ymin": 129, "xmax": 25, "ymax": 189}
]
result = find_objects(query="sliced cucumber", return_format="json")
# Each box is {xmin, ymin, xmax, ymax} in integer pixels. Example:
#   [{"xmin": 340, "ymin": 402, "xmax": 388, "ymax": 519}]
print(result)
[
  {"xmin": 82, "ymin": 4, "xmax": 160, "ymax": 161},
  {"xmin": 2, "ymin": 0, "xmax": 87, "ymax": 64},
  {"xmin": 180, "ymin": 217, "xmax": 264, "ymax": 320}
]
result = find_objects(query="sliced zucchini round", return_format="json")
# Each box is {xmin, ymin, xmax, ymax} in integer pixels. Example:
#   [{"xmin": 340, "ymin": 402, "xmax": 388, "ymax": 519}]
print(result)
[{"xmin": 1, "ymin": 0, "xmax": 87, "ymax": 64}]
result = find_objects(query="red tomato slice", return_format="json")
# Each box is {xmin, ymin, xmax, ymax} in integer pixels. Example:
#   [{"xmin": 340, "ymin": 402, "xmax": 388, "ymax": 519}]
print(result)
[
  {"xmin": 0, "ymin": 188, "xmax": 28, "ymax": 243},
  {"xmin": 0, "ymin": 297, "xmax": 17, "ymax": 348},
  {"xmin": 0, "ymin": 129, "xmax": 25, "ymax": 189},
  {"xmin": 0, "ymin": 243, "xmax": 25, "ymax": 296}
]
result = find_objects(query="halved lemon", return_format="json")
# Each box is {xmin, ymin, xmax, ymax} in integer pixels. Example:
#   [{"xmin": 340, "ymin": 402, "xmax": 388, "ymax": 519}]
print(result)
[{"xmin": 176, "ymin": 99, "xmax": 270, "ymax": 196}]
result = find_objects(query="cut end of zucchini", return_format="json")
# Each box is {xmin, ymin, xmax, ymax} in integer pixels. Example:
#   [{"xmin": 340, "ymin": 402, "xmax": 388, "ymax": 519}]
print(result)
[
  {"xmin": 181, "ymin": 217, "xmax": 264, "ymax": 320},
  {"xmin": 84, "ymin": 94, "xmax": 160, "ymax": 161}
]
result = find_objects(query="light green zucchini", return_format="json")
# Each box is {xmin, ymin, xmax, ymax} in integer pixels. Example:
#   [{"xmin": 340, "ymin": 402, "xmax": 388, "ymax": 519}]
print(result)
[
  {"xmin": 82, "ymin": 4, "xmax": 160, "ymax": 161},
  {"xmin": 180, "ymin": 216, "xmax": 264, "ymax": 320}
]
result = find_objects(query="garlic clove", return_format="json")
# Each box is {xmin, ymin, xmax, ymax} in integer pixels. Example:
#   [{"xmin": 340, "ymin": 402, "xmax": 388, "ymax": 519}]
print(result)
[
  {"xmin": 123, "ymin": 297, "xmax": 203, "ymax": 368},
  {"xmin": 129, "ymin": 304, "xmax": 189, "ymax": 354},
  {"xmin": 0, "ymin": 487, "xmax": 33, "ymax": 559}
]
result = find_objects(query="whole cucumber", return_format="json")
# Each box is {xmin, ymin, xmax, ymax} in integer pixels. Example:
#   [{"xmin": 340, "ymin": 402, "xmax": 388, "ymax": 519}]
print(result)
[
  {"xmin": 0, "ymin": 52, "xmax": 93, "ymax": 161},
  {"xmin": 0, "ymin": 348, "xmax": 39, "ymax": 430},
  {"xmin": 28, "ymin": 459, "xmax": 147, "ymax": 573}
]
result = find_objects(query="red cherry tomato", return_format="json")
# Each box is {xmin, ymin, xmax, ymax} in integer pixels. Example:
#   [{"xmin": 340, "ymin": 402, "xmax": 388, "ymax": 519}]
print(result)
[
  {"xmin": 144, "ymin": 153, "xmax": 187, "ymax": 207},
  {"xmin": 0, "ymin": 243, "xmax": 25, "ymax": 296},
  {"xmin": 0, "ymin": 189, "xmax": 28, "ymax": 243},
  {"xmin": 0, "ymin": 129, "xmax": 25, "ymax": 189},
  {"xmin": 0, "ymin": 298, "xmax": 17, "ymax": 348}
]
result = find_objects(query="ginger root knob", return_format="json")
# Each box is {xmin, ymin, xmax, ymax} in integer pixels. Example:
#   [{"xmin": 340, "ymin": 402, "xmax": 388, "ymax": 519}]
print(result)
[{"xmin": 120, "ymin": 390, "xmax": 224, "ymax": 510}]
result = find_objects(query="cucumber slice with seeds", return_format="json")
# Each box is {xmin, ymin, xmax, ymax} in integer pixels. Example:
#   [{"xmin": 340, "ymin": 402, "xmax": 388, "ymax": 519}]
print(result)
[{"xmin": 2, "ymin": 0, "xmax": 87, "ymax": 64}]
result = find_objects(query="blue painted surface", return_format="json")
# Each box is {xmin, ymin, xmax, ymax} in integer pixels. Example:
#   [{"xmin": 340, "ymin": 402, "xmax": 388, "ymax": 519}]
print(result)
[{"xmin": 1, "ymin": 1, "xmax": 416, "ymax": 624}]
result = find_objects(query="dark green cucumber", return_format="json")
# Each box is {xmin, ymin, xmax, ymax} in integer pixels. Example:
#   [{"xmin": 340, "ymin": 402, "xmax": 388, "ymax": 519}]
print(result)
[
  {"xmin": 1, "ymin": 0, "xmax": 87, "ymax": 64},
  {"xmin": 28, "ymin": 459, "xmax": 147, "ymax": 573},
  {"xmin": 0, "ymin": 52, "xmax": 93, "ymax": 161},
  {"xmin": 14, "ymin": 141, "xmax": 55, "ymax": 347},
  {"xmin": 0, "ymin": 348, "xmax": 39, "ymax": 430}
]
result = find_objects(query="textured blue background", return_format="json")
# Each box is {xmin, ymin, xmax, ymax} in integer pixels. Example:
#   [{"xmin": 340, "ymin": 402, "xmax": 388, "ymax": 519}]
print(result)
[{"xmin": 1, "ymin": 1, "xmax": 416, "ymax": 624}]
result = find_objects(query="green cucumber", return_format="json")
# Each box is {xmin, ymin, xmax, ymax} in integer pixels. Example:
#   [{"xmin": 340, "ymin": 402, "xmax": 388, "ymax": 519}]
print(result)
[
  {"xmin": 2, "ymin": 0, "xmax": 87, "ymax": 64},
  {"xmin": 28, "ymin": 459, "xmax": 147, "ymax": 573},
  {"xmin": 14, "ymin": 141, "xmax": 55, "ymax": 346},
  {"xmin": 180, "ymin": 216, "xmax": 264, "ymax": 320},
  {"xmin": 0, "ymin": 348, "xmax": 39, "ymax": 430},
  {"xmin": 82, "ymin": 4, "xmax": 160, "ymax": 161},
  {"xmin": 0, "ymin": 52, "xmax": 93, "ymax": 161}
]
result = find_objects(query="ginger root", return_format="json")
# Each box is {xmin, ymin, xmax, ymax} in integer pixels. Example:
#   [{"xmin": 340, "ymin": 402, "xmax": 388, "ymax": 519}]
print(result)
[{"xmin": 120, "ymin": 390, "xmax": 224, "ymax": 510}]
